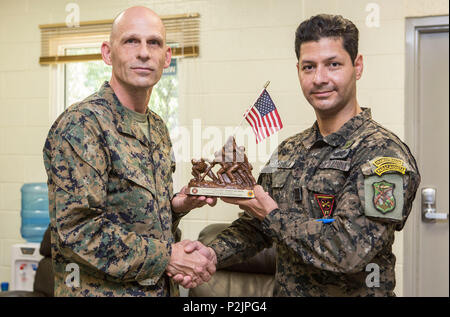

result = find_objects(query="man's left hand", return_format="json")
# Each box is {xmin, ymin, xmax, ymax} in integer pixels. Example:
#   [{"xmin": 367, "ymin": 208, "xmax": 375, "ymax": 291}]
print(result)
[
  {"xmin": 221, "ymin": 185, "xmax": 278, "ymax": 220},
  {"xmin": 171, "ymin": 186, "xmax": 217, "ymax": 214}
]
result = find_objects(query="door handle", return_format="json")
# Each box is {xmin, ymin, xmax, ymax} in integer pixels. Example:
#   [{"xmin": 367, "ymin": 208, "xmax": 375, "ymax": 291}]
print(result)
[{"xmin": 422, "ymin": 188, "xmax": 448, "ymax": 222}]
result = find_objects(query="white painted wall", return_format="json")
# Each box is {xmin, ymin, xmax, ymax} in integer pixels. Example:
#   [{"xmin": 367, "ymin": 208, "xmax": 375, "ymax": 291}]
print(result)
[{"xmin": 0, "ymin": 0, "xmax": 448, "ymax": 296}]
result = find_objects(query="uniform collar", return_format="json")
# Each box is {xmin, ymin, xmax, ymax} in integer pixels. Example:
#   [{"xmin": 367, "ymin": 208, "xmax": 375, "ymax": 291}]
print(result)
[
  {"xmin": 97, "ymin": 81, "xmax": 163, "ymax": 148},
  {"xmin": 302, "ymin": 107, "xmax": 372, "ymax": 149}
]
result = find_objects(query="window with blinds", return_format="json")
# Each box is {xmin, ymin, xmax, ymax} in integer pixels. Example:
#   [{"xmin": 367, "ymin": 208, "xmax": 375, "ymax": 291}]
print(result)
[{"xmin": 39, "ymin": 13, "xmax": 200, "ymax": 65}]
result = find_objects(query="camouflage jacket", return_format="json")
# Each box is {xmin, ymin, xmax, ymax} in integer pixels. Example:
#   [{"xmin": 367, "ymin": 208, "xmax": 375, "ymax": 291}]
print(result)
[
  {"xmin": 43, "ymin": 82, "xmax": 181, "ymax": 297},
  {"xmin": 209, "ymin": 108, "xmax": 420, "ymax": 296}
]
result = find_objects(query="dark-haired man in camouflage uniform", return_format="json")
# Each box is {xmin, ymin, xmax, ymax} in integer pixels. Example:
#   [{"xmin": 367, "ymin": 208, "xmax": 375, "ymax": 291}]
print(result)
[
  {"xmin": 43, "ymin": 6, "xmax": 216, "ymax": 297},
  {"xmin": 180, "ymin": 14, "xmax": 420, "ymax": 296}
]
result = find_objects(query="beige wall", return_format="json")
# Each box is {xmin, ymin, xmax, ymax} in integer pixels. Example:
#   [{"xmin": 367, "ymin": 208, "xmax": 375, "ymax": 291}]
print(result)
[{"xmin": 0, "ymin": 0, "xmax": 448, "ymax": 295}]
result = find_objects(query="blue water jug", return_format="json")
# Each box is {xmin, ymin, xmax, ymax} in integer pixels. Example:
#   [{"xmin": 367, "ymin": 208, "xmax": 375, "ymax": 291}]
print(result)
[{"xmin": 20, "ymin": 183, "xmax": 50, "ymax": 243}]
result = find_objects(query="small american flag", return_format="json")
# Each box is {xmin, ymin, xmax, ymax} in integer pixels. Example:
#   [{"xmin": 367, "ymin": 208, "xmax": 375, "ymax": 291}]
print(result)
[{"xmin": 245, "ymin": 89, "xmax": 283, "ymax": 143}]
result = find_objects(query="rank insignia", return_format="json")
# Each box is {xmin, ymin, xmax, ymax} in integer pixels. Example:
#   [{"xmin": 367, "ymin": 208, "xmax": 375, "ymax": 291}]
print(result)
[
  {"xmin": 372, "ymin": 181, "xmax": 396, "ymax": 213},
  {"xmin": 314, "ymin": 194, "xmax": 335, "ymax": 217}
]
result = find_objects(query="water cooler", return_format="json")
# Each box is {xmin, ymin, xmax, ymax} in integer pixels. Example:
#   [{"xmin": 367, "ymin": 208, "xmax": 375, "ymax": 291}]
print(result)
[
  {"xmin": 10, "ymin": 183, "xmax": 49, "ymax": 291},
  {"xmin": 10, "ymin": 244, "xmax": 42, "ymax": 291}
]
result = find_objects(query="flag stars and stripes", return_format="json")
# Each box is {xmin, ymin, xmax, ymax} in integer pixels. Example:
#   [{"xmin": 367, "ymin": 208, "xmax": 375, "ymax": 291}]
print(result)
[{"xmin": 245, "ymin": 89, "xmax": 283, "ymax": 143}]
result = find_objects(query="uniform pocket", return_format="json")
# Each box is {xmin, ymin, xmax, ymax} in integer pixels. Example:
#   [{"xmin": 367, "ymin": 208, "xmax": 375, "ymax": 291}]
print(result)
[
  {"xmin": 111, "ymin": 151, "xmax": 157, "ymax": 198},
  {"xmin": 270, "ymin": 159, "xmax": 295, "ymax": 188},
  {"xmin": 122, "ymin": 168, "xmax": 157, "ymax": 197},
  {"xmin": 267, "ymin": 160, "xmax": 296, "ymax": 209},
  {"xmin": 272, "ymin": 170, "xmax": 292, "ymax": 188},
  {"xmin": 306, "ymin": 168, "xmax": 348, "ymax": 195}
]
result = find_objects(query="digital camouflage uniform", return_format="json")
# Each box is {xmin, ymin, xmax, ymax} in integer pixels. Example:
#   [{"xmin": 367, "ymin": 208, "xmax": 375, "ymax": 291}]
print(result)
[
  {"xmin": 209, "ymin": 108, "xmax": 420, "ymax": 296},
  {"xmin": 43, "ymin": 82, "xmax": 182, "ymax": 297}
]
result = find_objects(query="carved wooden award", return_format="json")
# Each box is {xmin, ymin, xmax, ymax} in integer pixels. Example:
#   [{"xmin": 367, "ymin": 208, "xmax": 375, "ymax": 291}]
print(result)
[{"xmin": 188, "ymin": 137, "xmax": 257, "ymax": 198}]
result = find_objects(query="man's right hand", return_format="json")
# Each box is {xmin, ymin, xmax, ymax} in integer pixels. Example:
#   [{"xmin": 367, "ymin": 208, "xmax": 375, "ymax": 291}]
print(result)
[
  {"xmin": 165, "ymin": 240, "xmax": 217, "ymax": 288},
  {"xmin": 169, "ymin": 241, "xmax": 217, "ymax": 289},
  {"xmin": 221, "ymin": 185, "xmax": 278, "ymax": 220}
]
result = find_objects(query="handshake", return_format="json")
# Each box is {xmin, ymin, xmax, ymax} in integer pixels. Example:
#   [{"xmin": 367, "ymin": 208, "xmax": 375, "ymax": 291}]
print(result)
[
  {"xmin": 166, "ymin": 240, "xmax": 217, "ymax": 289},
  {"xmin": 166, "ymin": 185, "xmax": 279, "ymax": 288}
]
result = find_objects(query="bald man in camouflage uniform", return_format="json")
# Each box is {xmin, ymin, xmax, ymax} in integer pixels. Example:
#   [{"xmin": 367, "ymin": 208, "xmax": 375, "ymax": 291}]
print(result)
[
  {"xmin": 43, "ymin": 7, "xmax": 216, "ymax": 297},
  {"xmin": 182, "ymin": 15, "xmax": 420, "ymax": 296}
]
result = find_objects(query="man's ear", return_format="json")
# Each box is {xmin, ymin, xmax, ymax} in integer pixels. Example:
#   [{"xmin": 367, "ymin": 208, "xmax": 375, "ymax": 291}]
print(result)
[
  {"xmin": 354, "ymin": 54, "xmax": 363, "ymax": 80},
  {"xmin": 164, "ymin": 46, "xmax": 172, "ymax": 69},
  {"xmin": 101, "ymin": 41, "xmax": 112, "ymax": 66}
]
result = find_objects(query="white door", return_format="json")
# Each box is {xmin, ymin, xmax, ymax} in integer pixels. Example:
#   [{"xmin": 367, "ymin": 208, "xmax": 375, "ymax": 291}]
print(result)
[{"xmin": 404, "ymin": 16, "xmax": 449, "ymax": 297}]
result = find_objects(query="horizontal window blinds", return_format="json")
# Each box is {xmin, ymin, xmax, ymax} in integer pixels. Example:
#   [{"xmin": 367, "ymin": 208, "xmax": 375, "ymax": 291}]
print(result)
[{"xmin": 39, "ymin": 13, "xmax": 200, "ymax": 65}]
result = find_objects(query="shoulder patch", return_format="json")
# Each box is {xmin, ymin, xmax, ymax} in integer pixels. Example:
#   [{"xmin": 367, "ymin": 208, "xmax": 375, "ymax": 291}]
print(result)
[
  {"xmin": 364, "ymin": 174, "xmax": 403, "ymax": 221},
  {"xmin": 372, "ymin": 181, "xmax": 396, "ymax": 213},
  {"xmin": 371, "ymin": 157, "xmax": 406, "ymax": 176},
  {"xmin": 361, "ymin": 156, "xmax": 410, "ymax": 177}
]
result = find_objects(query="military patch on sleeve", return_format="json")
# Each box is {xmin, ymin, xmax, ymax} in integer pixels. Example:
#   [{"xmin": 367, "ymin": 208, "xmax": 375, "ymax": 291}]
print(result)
[
  {"xmin": 371, "ymin": 157, "xmax": 406, "ymax": 176},
  {"xmin": 372, "ymin": 181, "xmax": 396, "ymax": 213},
  {"xmin": 364, "ymin": 174, "xmax": 403, "ymax": 221}
]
